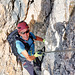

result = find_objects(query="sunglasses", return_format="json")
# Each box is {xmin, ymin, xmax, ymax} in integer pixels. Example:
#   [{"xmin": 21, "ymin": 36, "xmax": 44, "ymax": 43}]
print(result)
[{"xmin": 20, "ymin": 30, "xmax": 29, "ymax": 34}]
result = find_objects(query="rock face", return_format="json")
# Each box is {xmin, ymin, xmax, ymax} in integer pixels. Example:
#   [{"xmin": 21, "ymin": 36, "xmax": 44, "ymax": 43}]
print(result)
[
  {"xmin": 42, "ymin": 0, "xmax": 75, "ymax": 75},
  {"xmin": 0, "ymin": 0, "xmax": 75, "ymax": 75}
]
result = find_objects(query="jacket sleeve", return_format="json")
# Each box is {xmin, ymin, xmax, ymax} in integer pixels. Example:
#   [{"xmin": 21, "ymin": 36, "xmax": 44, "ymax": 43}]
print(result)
[{"xmin": 16, "ymin": 40, "xmax": 25, "ymax": 54}]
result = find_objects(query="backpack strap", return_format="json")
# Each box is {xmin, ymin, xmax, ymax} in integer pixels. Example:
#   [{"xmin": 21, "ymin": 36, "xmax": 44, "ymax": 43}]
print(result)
[
  {"xmin": 16, "ymin": 36, "xmax": 30, "ymax": 52},
  {"xmin": 29, "ymin": 33, "xmax": 34, "ymax": 41},
  {"xmin": 29, "ymin": 33, "xmax": 34, "ymax": 46}
]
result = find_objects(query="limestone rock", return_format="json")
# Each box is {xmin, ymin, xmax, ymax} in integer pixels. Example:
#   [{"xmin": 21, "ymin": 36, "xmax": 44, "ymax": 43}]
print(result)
[{"xmin": 0, "ymin": 0, "xmax": 75, "ymax": 75}]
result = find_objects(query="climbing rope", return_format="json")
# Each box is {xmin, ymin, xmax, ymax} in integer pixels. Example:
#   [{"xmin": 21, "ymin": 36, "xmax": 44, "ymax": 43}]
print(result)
[{"xmin": 40, "ymin": 47, "xmax": 75, "ymax": 53}]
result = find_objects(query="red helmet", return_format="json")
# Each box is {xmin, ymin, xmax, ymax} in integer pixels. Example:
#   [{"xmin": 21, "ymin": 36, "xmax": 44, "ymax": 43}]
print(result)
[{"xmin": 17, "ymin": 21, "xmax": 29, "ymax": 32}]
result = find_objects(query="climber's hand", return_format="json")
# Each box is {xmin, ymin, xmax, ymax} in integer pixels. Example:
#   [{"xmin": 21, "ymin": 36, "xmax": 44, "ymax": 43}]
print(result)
[
  {"xmin": 34, "ymin": 51, "xmax": 43, "ymax": 57},
  {"xmin": 43, "ymin": 39, "xmax": 45, "ymax": 43}
]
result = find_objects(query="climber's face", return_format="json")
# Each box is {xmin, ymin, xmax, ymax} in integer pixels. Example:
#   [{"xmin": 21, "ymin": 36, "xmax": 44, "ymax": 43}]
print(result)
[{"xmin": 19, "ymin": 28, "xmax": 30, "ymax": 41}]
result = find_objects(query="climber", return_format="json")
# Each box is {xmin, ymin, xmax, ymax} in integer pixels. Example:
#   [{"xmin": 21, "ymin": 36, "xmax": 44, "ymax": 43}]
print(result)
[{"xmin": 16, "ymin": 21, "xmax": 45, "ymax": 75}]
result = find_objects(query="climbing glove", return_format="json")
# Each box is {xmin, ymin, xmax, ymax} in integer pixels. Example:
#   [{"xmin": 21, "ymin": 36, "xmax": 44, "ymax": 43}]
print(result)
[
  {"xmin": 34, "ymin": 51, "xmax": 43, "ymax": 57},
  {"xmin": 43, "ymin": 39, "xmax": 45, "ymax": 43}
]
